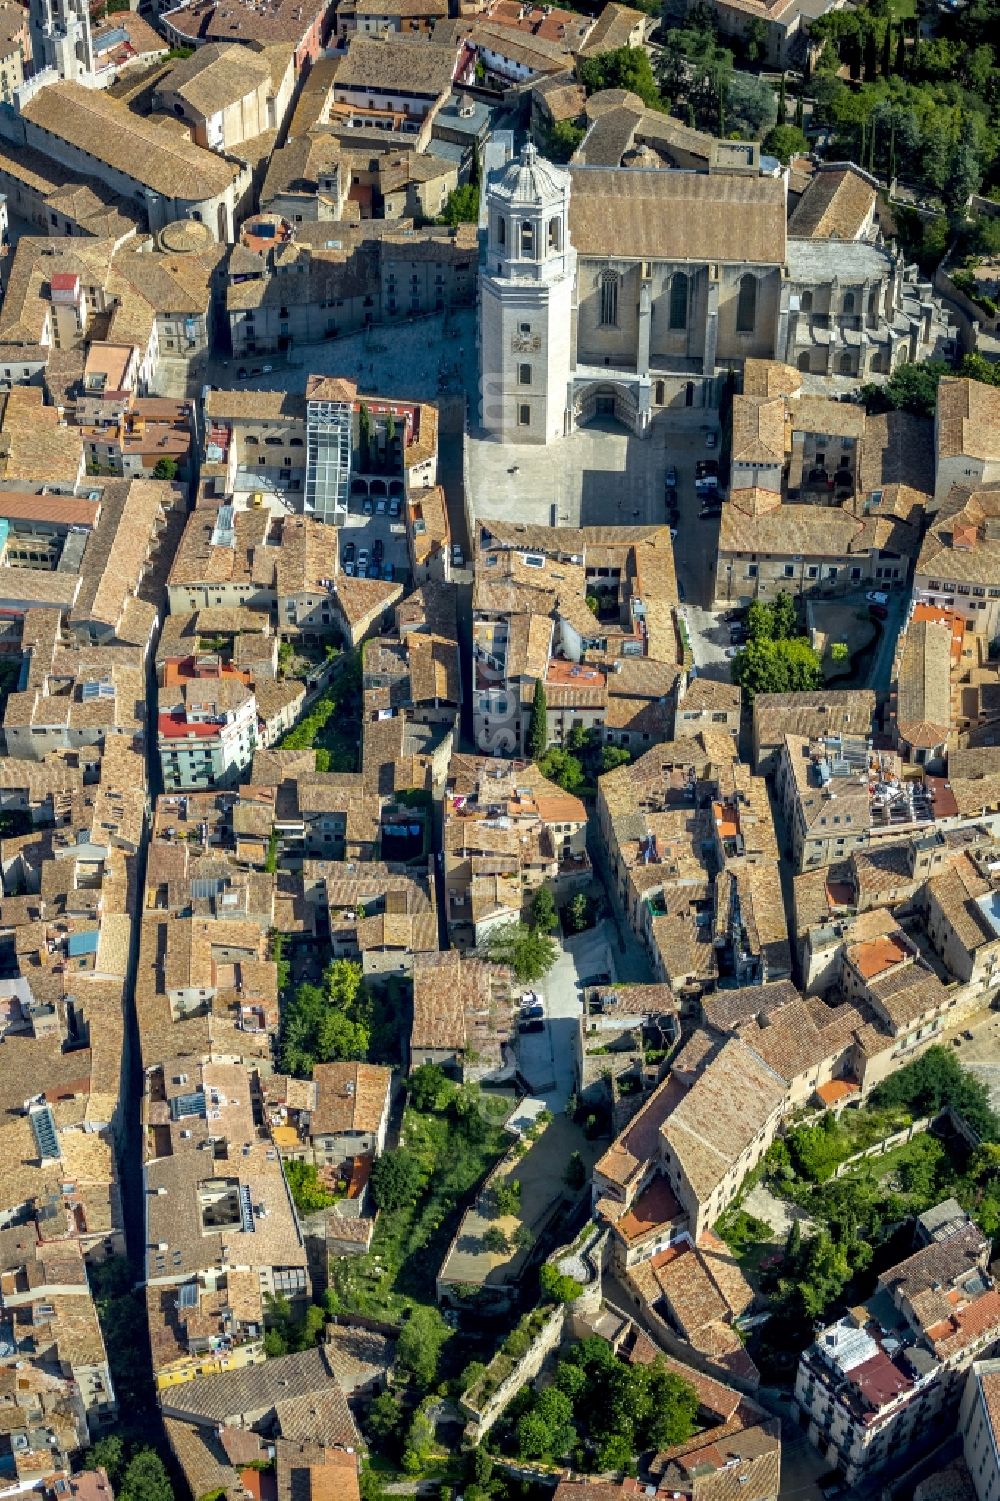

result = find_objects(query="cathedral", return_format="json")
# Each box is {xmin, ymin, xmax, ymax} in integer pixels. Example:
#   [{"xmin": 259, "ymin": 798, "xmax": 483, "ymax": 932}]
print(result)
[{"xmin": 479, "ymin": 141, "xmax": 953, "ymax": 445}]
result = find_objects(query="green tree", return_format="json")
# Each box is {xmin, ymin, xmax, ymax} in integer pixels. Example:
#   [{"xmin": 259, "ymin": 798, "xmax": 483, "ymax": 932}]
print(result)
[
  {"xmin": 946, "ymin": 142, "xmax": 982, "ymax": 220},
  {"xmin": 153, "ymin": 457, "xmax": 178, "ymax": 481},
  {"xmin": 483, "ymin": 1226, "xmax": 510, "ymax": 1254},
  {"xmin": 871, "ymin": 1045, "xmax": 1000, "ymax": 1139},
  {"xmin": 397, "ymin": 1305, "xmax": 450, "ymax": 1391},
  {"xmin": 366, "ymin": 1390, "xmax": 405, "ymax": 1447},
  {"xmin": 732, "ymin": 637, "xmax": 822, "ymax": 699},
  {"xmin": 537, "ymin": 745, "xmax": 585, "ymax": 793},
  {"xmin": 861, "ymin": 359, "xmax": 951, "ymax": 419},
  {"xmin": 727, "ymin": 71, "xmax": 778, "ymax": 137},
  {"xmin": 370, "ymin": 1148, "xmax": 422, "ymax": 1213},
  {"xmin": 84, "ymin": 1438, "xmax": 125, "ymax": 1487},
  {"xmin": 544, "ymin": 118, "xmax": 585, "ymax": 162},
  {"xmin": 485, "ymin": 922, "xmax": 557, "ymax": 982},
  {"xmin": 528, "ymin": 678, "xmax": 548, "ymax": 760},
  {"xmin": 408, "ymin": 1063, "xmax": 453, "ymax": 1113},
  {"xmin": 600, "ymin": 745, "xmax": 631, "ymax": 772},
  {"xmin": 531, "ymin": 883, "xmax": 558, "ymax": 933},
  {"xmin": 493, "ymin": 1178, "xmax": 522, "ymax": 1215},
  {"xmin": 118, "ymin": 1451, "xmax": 174, "ymax": 1501},
  {"xmin": 578, "ymin": 46, "xmax": 663, "ymax": 109},
  {"xmin": 402, "ymin": 1403, "xmax": 437, "ymax": 1474},
  {"xmin": 516, "ymin": 1387, "xmax": 576, "ymax": 1462},
  {"xmin": 437, "ymin": 182, "xmax": 479, "ymax": 225},
  {"xmin": 565, "ymin": 891, "xmax": 590, "ymax": 934},
  {"xmin": 762, "ymin": 123, "xmax": 809, "ymax": 163},
  {"xmin": 280, "ymin": 960, "xmax": 369, "ymax": 1075},
  {"xmin": 770, "ymin": 590, "xmax": 798, "ymax": 640}
]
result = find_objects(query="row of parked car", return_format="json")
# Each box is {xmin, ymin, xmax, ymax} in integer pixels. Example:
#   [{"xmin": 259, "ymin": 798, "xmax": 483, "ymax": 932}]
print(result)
[
  {"xmin": 360, "ymin": 496, "xmax": 402, "ymax": 519},
  {"xmin": 342, "ymin": 537, "xmax": 394, "ymax": 580}
]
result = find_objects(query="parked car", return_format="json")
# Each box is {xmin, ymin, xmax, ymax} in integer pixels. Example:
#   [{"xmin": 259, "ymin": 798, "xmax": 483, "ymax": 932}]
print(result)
[
  {"xmin": 723, "ymin": 609, "xmax": 743, "ymax": 623},
  {"xmin": 381, "ymin": 562, "xmax": 394, "ymax": 581},
  {"xmin": 866, "ymin": 590, "xmax": 889, "ymax": 605},
  {"xmin": 357, "ymin": 548, "xmax": 370, "ymax": 570},
  {"xmin": 343, "ymin": 561, "xmax": 355, "ymax": 577},
  {"xmin": 730, "ymin": 625, "xmax": 746, "ymax": 643},
  {"xmin": 670, "ymin": 528, "xmax": 678, "ymax": 541},
  {"xmin": 367, "ymin": 562, "xmax": 380, "ymax": 579},
  {"xmin": 521, "ymin": 1002, "xmax": 544, "ymax": 1020},
  {"xmin": 376, "ymin": 497, "xmax": 387, "ymax": 514},
  {"xmin": 664, "ymin": 486, "xmax": 678, "ymax": 508},
  {"xmin": 372, "ymin": 538, "xmax": 384, "ymax": 563},
  {"xmin": 342, "ymin": 541, "xmax": 356, "ymax": 564},
  {"xmin": 705, "ymin": 430, "xmax": 718, "ymax": 448},
  {"xmin": 869, "ymin": 603, "xmax": 888, "ymax": 621},
  {"xmin": 665, "ymin": 466, "xmax": 677, "ymax": 488},
  {"xmin": 389, "ymin": 498, "xmax": 401, "ymax": 518},
  {"xmin": 236, "ymin": 367, "xmax": 248, "ymax": 378},
  {"xmin": 362, "ymin": 497, "xmax": 373, "ymax": 516},
  {"xmin": 452, "ymin": 544, "xmax": 465, "ymax": 567},
  {"xmin": 724, "ymin": 645, "xmax": 740, "ymax": 659},
  {"xmin": 963, "ymin": 1029, "xmax": 975, "ymax": 1040}
]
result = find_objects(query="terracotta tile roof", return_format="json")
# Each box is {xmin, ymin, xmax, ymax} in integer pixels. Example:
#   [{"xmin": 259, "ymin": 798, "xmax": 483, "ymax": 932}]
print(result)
[
  {"xmin": 22, "ymin": 81, "xmax": 238, "ymax": 201},
  {"xmin": 937, "ymin": 378, "xmax": 1000, "ymax": 463},
  {"xmin": 311, "ymin": 1063, "xmax": 391, "ymax": 1137},
  {"xmin": 895, "ymin": 617, "xmax": 953, "ymax": 749},
  {"xmin": 567, "ymin": 168, "xmax": 786, "ymax": 265},
  {"xmin": 731, "ymin": 395, "xmax": 786, "ymax": 464},
  {"xmin": 787, "ymin": 165, "xmax": 877, "ymax": 241}
]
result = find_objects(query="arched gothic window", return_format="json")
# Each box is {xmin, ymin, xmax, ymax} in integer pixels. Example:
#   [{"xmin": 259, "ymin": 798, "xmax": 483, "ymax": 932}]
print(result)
[
  {"xmin": 669, "ymin": 272, "xmax": 688, "ymax": 330},
  {"xmin": 599, "ymin": 269, "xmax": 619, "ymax": 327},
  {"xmin": 736, "ymin": 274, "xmax": 757, "ymax": 334}
]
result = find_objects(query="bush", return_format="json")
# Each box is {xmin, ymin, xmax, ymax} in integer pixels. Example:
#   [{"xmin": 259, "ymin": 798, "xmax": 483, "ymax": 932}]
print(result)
[
  {"xmin": 284, "ymin": 1159, "xmax": 337, "ymax": 1216},
  {"xmin": 540, "ymin": 1263, "xmax": 584, "ymax": 1303}
]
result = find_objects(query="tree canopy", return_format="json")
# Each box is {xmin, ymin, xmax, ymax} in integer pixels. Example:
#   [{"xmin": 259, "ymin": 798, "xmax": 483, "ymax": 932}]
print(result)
[
  {"xmin": 731, "ymin": 592, "xmax": 821, "ymax": 700},
  {"xmin": 579, "ymin": 47, "xmax": 663, "ymax": 110},
  {"xmin": 485, "ymin": 921, "xmax": 558, "ymax": 982},
  {"xmin": 528, "ymin": 679, "xmax": 548, "ymax": 760},
  {"xmin": 437, "ymin": 183, "xmax": 479, "ymax": 225},
  {"xmin": 280, "ymin": 960, "xmax": 368, "ymax": 1075},
  {"xmin": 511, "ymin": 1337, "xmax": 698, "ymax": 1471},
  {"xmin": 396, "ymin": 1305, "xmax": 451, "ymax": 1391},
  {"xmin": 871, "ymin": 1045, "xmax": 1000, "ymax": 1140},
  {"xmin": 762, "ymin": 123, "xmax": 809, "ymax": 163},
  {"xmin": 370, "ymin": 1148, "xmax": 422, "ymax": 1213}
]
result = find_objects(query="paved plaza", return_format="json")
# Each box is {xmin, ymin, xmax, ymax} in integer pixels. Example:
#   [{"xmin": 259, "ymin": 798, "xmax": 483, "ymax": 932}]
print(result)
[{"xmin": 197, "ymin": 307, "xmax": 479, "ymax": 406}]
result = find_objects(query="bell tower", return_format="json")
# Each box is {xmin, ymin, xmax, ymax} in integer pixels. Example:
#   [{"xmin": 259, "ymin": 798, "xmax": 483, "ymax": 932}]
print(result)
[
  {"xmin": 479, "ymin": 142, "xmax": 576, "ymax": 446},
  {"xmin": 29, "ymin": 0, "xmax": 95, "ymax": 82}
]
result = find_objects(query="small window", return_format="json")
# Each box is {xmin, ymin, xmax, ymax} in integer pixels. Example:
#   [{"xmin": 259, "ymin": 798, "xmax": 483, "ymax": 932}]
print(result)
[
  {"xmin": 497, "ymin": 216, "xmax": 506, "ymax": 247},
  {"xmin": 520, "ymin": 220, "xmax": 534, "ymax": 256},
  {"xmin": 518, "ymin": 363, "xmax": 531, "ymax": 386},
  {"xmin": 548, "ymin": 216, "xmax": 560, "ymax": 251},
  {"xmin": 518, "ymin": 404, "xmax": 530, "ymax": 427}
]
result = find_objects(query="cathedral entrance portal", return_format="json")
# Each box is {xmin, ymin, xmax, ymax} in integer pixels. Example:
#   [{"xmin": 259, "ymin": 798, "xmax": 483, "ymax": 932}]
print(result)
[{"xmin": 572, "ymin": 381, "xmax": 649, "ymax": 437}]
